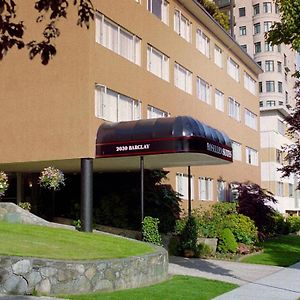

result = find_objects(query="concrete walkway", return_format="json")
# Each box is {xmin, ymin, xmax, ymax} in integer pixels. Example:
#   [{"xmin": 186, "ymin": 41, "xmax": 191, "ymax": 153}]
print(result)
[{"xmin": 169, "ymin": 256, "xmax": 300, "ymax": 300}]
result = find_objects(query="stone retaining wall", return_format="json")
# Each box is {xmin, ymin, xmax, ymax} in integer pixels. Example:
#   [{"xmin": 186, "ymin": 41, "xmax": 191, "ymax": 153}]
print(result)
[{"xmin": 0, "ymin": 248, "xmax": 168, "ymax": 296}]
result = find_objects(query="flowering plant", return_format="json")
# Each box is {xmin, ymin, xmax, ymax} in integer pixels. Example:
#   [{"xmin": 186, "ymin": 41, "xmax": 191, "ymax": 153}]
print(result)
[
  {"xmin": 39, "ymin": 167, "xmax": 65, "ymax": 191},
  {"xmin": 0, "ymin": 171, "xmax": 9, "ymax": 197}
]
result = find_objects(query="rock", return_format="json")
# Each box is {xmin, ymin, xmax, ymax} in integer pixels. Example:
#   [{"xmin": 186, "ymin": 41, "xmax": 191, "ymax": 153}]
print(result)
[
  {"xmin": 4, "ymin": 275, "xmax": 28, "ymax": 295},
  {"xmin": 85, "ymin": 267, "xmax": 96, "ymax": 280},
  {"xmin": 41, "ymin": 267, "xmax": 57, "ymax": 277},
  {"xmin": 12, "ymin": 260, "xmax": 31, "ymax": 275},
  {"xmin": 36, "ymin": 278, "xmax": 51, "ymax": 294}
]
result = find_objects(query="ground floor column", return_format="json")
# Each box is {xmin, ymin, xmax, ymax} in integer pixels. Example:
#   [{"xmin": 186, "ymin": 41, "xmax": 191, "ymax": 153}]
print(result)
[
  {"xmin": 81, "ymin": 158, "xmax": 93, "ymax": 232},
  {"xmin": 16, "ymin": 172, "xmax": 24, "ymax": 205},
  {"xmin": 188, "ymin": 166, "xmax": 191, "ymax": 217}
]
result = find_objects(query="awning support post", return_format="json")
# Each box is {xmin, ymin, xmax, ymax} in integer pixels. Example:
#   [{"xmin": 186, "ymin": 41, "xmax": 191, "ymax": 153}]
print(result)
[
  {"xmin": 140, "ymin": 156, "xmax": 144, "ymax": 226},
  {"xmin": 188, "ymin": 166, "xmax": 192, "ymax": 217},
  {"xmin": 81, "ymin": 158, "xmax": 93, "ymax": 232}
]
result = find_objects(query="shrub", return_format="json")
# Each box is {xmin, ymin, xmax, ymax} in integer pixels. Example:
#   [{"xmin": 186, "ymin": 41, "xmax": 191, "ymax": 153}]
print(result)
[
  {"xmin": 0, "ymin": 171, "xmax": 9, "ymax": 197},
  {"xmin": 287, "ymin": 216, "xmax": 300, "ymax": 233},
  {"xmin": 18, "ymin": 202, "xmax": 31, "ymax": 212},
  {"xmin": 271, "ymin": 212, "xmax": 289, "ymax": 235},
  {"xmin": 198, "ymin": 243, "xmax": 213, "ymax": 257},
  {"xmin": 218, "ymin": 228, "xmax": 238, "ymax": 253},
  {"xmin": 142, "ymin": 216, "xmax": 162, "ymax": 246}
]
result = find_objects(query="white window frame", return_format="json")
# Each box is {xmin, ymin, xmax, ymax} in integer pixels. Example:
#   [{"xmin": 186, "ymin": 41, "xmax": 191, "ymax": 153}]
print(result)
[
  {"xmin": 266, "ymin": 80, "xmax": 275, "ymax": 92},
  {"xmin": 176, "ymin": 173, "xmax": 194, "ymax": 200},
  {"xmin": 244, "ymin": 72, "xmax": 256, "ymax": 95},
  {"xmin": 196, "ymin": 29, "xmax": 210, "ymax": 58},
  {"xmin": 95, "ymin": 84, "xmax": 141, "ymax": 122},
  {"xmin": 227, "ymin": 58, "xmax": 239, "ymax": 82},
  {"xmin": 147, "ymin": 105, "xmax": 169, "ymax": 118},
  {"xmin": 239, "ymin": 26, "xmax": 246, "ymax": 36},
  {"xmin": 264, "ymin": 21, "xmax": 272, "ymax": 33},
  {"xmin": 95, "ymin": 13, "xmax": 141, "ymax": 65},
  {"xmin": 147, "ymin": 45, "xmax": 169, "ymax": 81},
  {"xmin": 245, "ymin": 109, "xmax": 257, "ymax": 130},
  {"xmin": 253, "ymin": 22, "xmax": 260, "ymax": 34},
  {"xmin": 265, "ymin": 60, "xmax": 274, "ymax": 72},
  {"xmin": 246, "ymin": 147, "xmax": 258, "ymax": 166},
  {"xmin": 199, "ymin": 177, "xmax": 213, "ymax": 201},
  {"xmin": 174, "ymin": 9, "xmax": 191, "ymax": 42},
  {"xmin": 174, "ymin": 62, "xmax": 192, "ymax": 94},
  {"xmin": 214, "ymin": 45, "xmax": 223, "ymax": 68},
  {"xmin": 215, "ymin": 89, "xmax": 224, "ymax": 112},
  {"xmin": 228, "ymin": 97, "xmax": 240, "ymax": 121},
  {"xmin": 197, "ymin": 77, "xmax": 211, "ymax": 104},
  {"xmin": 263, "ymin": 2, "xmax": 272, "ymax": 13},
  {"xmin": 276, "ymin": 182, "xmax": 284, "ymax": 197},
  {"xmin": 147, "ymin": 0, "xmax": 169, "ymax": 24},
  {"xmin": 232, "ymin": 141, "xmax": 242, "ymax": 161},
  {"xmin": 217, "ymin": 180, "xmax": 226, "ymax": 202}
]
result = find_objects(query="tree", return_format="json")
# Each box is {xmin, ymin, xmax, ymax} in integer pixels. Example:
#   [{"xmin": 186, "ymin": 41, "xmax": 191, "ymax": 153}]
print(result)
[{"xmin": 0, "ymin": 0, "xmax": 94, "ymax": 65}]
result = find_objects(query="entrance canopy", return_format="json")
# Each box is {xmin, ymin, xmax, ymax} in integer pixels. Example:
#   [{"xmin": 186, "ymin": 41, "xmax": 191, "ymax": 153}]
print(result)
[{"xmin": 96, "ymin": 116, "xmax": 232, "ymax": 170}]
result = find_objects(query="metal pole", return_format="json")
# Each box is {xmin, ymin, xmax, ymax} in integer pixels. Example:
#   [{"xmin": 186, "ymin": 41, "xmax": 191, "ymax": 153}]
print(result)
[
  {"xmin": 140, "ymin": 156, "xmax": 144, "ymax": 225},
  {"xmin": 188, "ymin": 166, "xmax": 191, "ymax": 217},
  {"xmin": 81, "ymin": 158, "xmax": 93, "ymax": 232}
]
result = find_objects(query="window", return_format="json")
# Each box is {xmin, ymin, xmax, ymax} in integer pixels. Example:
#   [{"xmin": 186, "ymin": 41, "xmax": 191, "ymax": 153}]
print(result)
[
  {"xmin": 246, "ymin": 147, "xmax": 258, "ymax": 166},
  {"xmin": 239, "ymin": 7, "xmax": 246, "ymax": 17},
  {"xmin": 276, "ymin": 149, "xmax": 283, "ymax": 164},
  {"xmin": 215, "ymin": 89, "xmax": 224, "ymax": 111},
  {"xmin": 266, "ymin": 100, "xmax": 276, "ymax": 107},
  {"xmin": 199, "ymin": 177, "xmax": 213, "ymax": 201},
  {"xmin": 259, "ymin": 82, "xmax": 263, "ymax": 93},
  {"xmin": 239, "ymin": 26, "xmax": 246, "ymax": 36},
  {"xmin": 264, "ymin": 21, "xmax": 272, "ymax": 32},
  {"xmin": 289, "ymin": 183, "xmax": 294, "ymax": 197},
  {"xmin": 214, "ymin": 45, "xmax": 223, "ymax": 68},
  {"xmin": 275, "ymin": 3, "xmax": 279, "ymax": 14},
  {"xmin": 244, "ymin": 72, "xmax": 256, "ymax": 95},
  {"xmin": 277, "ymin": 61, "xmax": 282, "ymax": 73},
  {"xmin": 245, "ymin": 109, "xmax": 257, "ymax": 130},
  {"xmin": 265, "ymin": 60, "xmax": 274, "ymax": 72},
  {"xmin": 228, "ymin": 97, "xmax": 240, "ymax": 121},
  {"xmin": 174, "ymin": 63, "xmax": 192, "ymax": 94},
  {"xmin": 278, "ymin": 120, "xmax": 285, "ymax": 135},
  {"xmin": 257, "ymin": 61, "xmax": 262, "ymax": 67},
  {"xmin": 254, "ymin": 22, "xmax": 261, "ymax": 34},
  {"xmin": 147, "ymin": 0, "xmax": 169, "ymax": 24},
  {"xmin": 253, "ymin": 4, "xmax": 260, "ymax": 15},
  {"xmin": 232, "ymin": 141, "xmax": 242, "ymax": 161},
  {"xmin": 147, "ymin": 105, "xmax": 169, "ymax": 118},
  {"xmin": 197, "ymin": 78, "xmax": 210, "ymax": 104},
  {"xmin": 266, "ymin": 81, "xmax": 275, "ymax": 92},
  {"xmin": 260, "ymin": 101, "xmax": 263, "ymax": 107},
  {"xmin": 285, "ymin": 91, "xmax": 289, "ymax": 103},
  {"xmin": 176, "ymin": 173, "xmax": 194, "ymax": 200},
  {"xmin": 147, "ymin": 45, "xmax": 169, "ymax": 81},
  {"xmin": 95, "ymin": 85, "xmax": 141, "ymax": 122},
  {"xmin": 95, "ymin": 14, "xmax": 141, "ymax": 65},
  {"xmin": 263, "ymin": 2, "xmax": 272, "ymax": 13},
  {"xmin": 265, "ymin": 42, "xmax": 274, "ymax": 52},
  {"xmin": 241, "ymin": 44, "xmax": 247, "ymax": 52},
  {"xmin": 278, "ymin": 81, "xmax": 283, "ymax": 93},
  {"xmin": 196, "ymin": 29, "xmax": 210, "ymax": 57},
  {"xmin": 174, "ymin": 10, "xmax": 191, "ymax": 42},
  {"xmin": 217, "ymin": 180, "xmax": 226, "ymax": 202},
  {"xmin": 254, "ymin": 42, "xmax": 261, "ymax": 54},
  {"xmin": 276, "ymin": 182, "xmax": 284, "ymax": 197},
  {"xmin": 227, "ymin": 58, "xmax": 239, "ymax": 81}
]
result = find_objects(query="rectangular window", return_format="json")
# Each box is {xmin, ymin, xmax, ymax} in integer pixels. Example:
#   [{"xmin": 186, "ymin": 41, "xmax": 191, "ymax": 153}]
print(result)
[
  {"xmin": 228, "ymin": 97, "xmax": 240, "ymax": 121},
  {"xmin": 276, "ymin": 149, "xmax": 283, "ymax": 164},
  {"xmin": 245, "ymin": 109, "xmax": 257, "ymax": 130},
  {"xmin": 253, "ymin": 3, "xmax": 260, "ymax": 15},
  {"xmin": 289, "ymin": 183, "xmax": 294, "ymax": 197},
  {"xmin": 246, "ymin": 147, "xmax": 258, "ymax": 166},
  {"xmin": 147, "ymin": 105, "xmax": 169, "ymax": 118},
  {"xmin": 95, "ymin": 14, "xmax": 141, "ymax": 65},
  {"xmin": 254, "ymin": 22, "xmax": 261, "ymax": 34},
  {"xmin": 196, "ymin": 29, "xmax": 210, "ymax": 57},
  {"xmin": 95, "ymin": 85, "xmax": 141, "ymax": 122},
  {"xmin": 265, "ymin": 42, "xmax": 274, "ymax": 52},
  {"xmin": 278, "ymin": 119, "xmax": 285, "ymax": 135},
  {"xmin": 239, "ymin": 26, "xmax": 246, "ymax": 36},
  {"xmin": 275, "ymin": 3, "xmax": 279, "ymax": 14},
  {"xmin": 174, "ymin": 63, "xmax": 192, "ymax": 94},
  {"xmin": 241, "ymin": 44, "xmax": 247, "ymax": 52},
  {"xmin": 174, "ymin": 10, "xmax": 191, "ymax": 42},
  {"xmin": 197, "ymin": 77, "xmax": 210, "ymax": 104},
  {"xmin": 263, "ymin": 2, "xmax": 272, "ymax": 13},
  {"xmin": 265, "ymin": 60, "xmax": 274, "ymax": 72},
  {"xmin": 276, "ymin": 182, "xmax": 284, "ymax": 197},
  {"xmin": 147, "ymin": 0, "xmax": 169, "ymax": 24},
  {"xmin": 215, "ymin": 89, "xmax": 224, "ymax": 112},
  {"xmin": 264, "ymin": 21, "xmax": 272, "ymax": 32},
  {"xmin": 214, "ymin": 45, "xmax": 223, "ymax": 68},
  {"xmin": 176, "ymin": 173, "xmax": 194, "ymax": 200},
  {"xmin": 199, "ymin": 177, "xmax": 213, "ymax": 201},
  {"xmin": 254, "ymin": 42, "xmax": 261, "ymax": 54},
  {"xmin": 266, "ymin": 100, "xmax": 276, "ymax": 107},
  {"xmin": 239, "ymin": 7, "xmax": 246, "ymax": 17},
  {"xmin": 277, "ymin": 61, "xmax": 282, "ymax": 72},
  {"xmin": 244, "ymin": 72, "xmax": 256, "ymax": 95},
  {"xmin": 217, "ymin": 180, "xmax": 226, "ymax": 202},
  {"xmin": 259, "ymin": 81, "xmax": 263, "ymax": 93},
  {"xmin": 266, "ymin": 80, "xmax": 275, "ymax": 92},
  {"xmin": 232, "ymin": 141, "xmax": 242, "ymax": 161},
  {"xmin": 227, "ymin": 58, "xmax": 239, "ymax": 81},
  {"xmin": 278, "ymin": 81, "xmax": 283, "ymax": 93},
  {"xmin": 147, "ymin": 45, "xmax": 169, "ymax": 81}
]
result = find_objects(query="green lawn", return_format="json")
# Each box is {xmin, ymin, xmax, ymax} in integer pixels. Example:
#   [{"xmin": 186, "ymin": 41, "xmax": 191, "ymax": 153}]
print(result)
[
  {"xmin": 64, "ymin": 275, "xmax": 237, "ymax": 300},
  {"xmin": 0, "ymin": 222, "xmax": 153, "ymax": 260},
  {"xmin": 241, "ymin": 235, "xmax": 300, "ymax": 267}
]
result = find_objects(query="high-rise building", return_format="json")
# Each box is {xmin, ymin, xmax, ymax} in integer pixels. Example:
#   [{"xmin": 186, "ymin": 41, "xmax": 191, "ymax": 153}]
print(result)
[
  {"xmin": 0, "ymin": 0, "xmax": 261, "ymax": 216},
  {"xmin": 230, "ymin": 0, "xmax": 300, "ymax": 214}
]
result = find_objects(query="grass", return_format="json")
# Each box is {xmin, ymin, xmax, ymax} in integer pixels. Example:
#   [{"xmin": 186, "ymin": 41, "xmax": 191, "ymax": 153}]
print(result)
[
  {"xmin": 0, "ymin": 221, "xmax": 153, "ymax": 260},
  {"xmin": 241, "ymin": 235, "xmax": 300, "ymax": 267},
  {"xmin": 63, "ymin": 275, "xmax": 238, "ymax": 300}
]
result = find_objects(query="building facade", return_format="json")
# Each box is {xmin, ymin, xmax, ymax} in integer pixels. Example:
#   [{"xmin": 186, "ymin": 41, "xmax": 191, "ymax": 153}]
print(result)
[
  {"xmin": 232, "ymin": 0, "xmax": 300, "ymax": 214},
  {"xmin": 0, "ymin": 0, "xmax": 261, "ymax": 213}
]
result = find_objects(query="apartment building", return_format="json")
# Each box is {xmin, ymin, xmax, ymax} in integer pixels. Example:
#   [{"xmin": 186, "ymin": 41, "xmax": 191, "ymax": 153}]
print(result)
[
  {"xmin": 0, "ymin": 0, "xmax": 261, "ymax": 217},
  {"xmin": 232, "ymin": 0, "xmax": 300, "ymax": 214}
]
